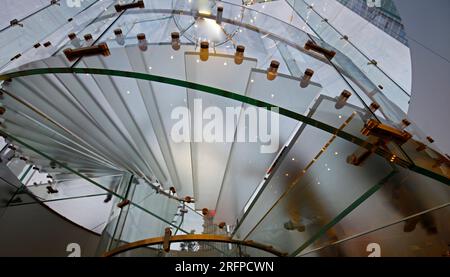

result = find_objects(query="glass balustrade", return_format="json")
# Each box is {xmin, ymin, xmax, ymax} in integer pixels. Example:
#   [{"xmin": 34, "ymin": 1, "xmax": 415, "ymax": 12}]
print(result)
[
  {"xmin": 0, "ymin": 0, "xmax": 102, "ymax": 70},
  {"xmin": 286, "ymin": 0, "xmax": 411, "ymax": 110}
]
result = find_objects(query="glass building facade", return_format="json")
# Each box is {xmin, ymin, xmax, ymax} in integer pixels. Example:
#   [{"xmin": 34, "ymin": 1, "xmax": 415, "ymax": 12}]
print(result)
[{"xmin": 337, "ymin": 0, "xmax": 409, "ymax": 45}]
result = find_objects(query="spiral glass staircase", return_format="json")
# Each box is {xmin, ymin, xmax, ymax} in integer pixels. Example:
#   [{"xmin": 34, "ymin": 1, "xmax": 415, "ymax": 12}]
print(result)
[{"xmin": 0, "ymin": 0, "xmax": 449, "ymax": 257}]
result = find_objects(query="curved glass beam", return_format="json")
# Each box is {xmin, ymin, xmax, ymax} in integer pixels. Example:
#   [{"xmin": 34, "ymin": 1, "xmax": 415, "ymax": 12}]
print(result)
[{"xmin": 0, "ymin": 0, "xmax": 102, "ymax": 69}]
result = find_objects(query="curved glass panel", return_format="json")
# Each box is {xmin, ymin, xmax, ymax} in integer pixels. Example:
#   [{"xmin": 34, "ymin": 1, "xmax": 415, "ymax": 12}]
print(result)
[{"xmin": 301, "ymin": 204, "xmax": 450, "ymax": 257}]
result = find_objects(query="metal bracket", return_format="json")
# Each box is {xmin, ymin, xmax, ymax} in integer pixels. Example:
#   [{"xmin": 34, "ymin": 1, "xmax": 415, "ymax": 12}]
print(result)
[
  {"xmin": 115, "ymin": 0, "xmax": 145, "ymax": 12},
  {"xmin": 63, "ymin": 43, "xmax": 110, "ymax": 62}
]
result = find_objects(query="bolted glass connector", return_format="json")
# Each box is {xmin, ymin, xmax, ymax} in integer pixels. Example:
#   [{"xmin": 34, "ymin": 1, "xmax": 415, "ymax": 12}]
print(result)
[
  {"xmin": 163, "ymin": 227, "xmax": 172, "ymax": 252},
  {"xmin": 0, "ymin": 103, "xmax": 5, "ymax": 115},
  {"xmin": 114, "ymin": 28, "xmax": 125, "ymax": 45},
  {"xmin": 369, "ymin": 102, "xmax": 380, "ymax": 113},
  {"xmin": 10, "ymin": 19, "xmax": 23, "ymax": 27},
  {"xmin": 63, "ymin": 43, "xmax": 110, "ymax": 62},
  {"xmin": 399, "ymin": 119, "xmax": 411, "ymax": 130},
  {"xmin": 335, "ymin": 90, "xmax": 352, "ymax": 109},
  {"xmin": 416, "ymin": 136, "xmax": 434, "ymax": 152},
  {"xmin": 68, "ymin": 33, "xmax": 81, "ymax": 47},
  {"xmin": 115, "ymin": 0, "xmax": 145, "ymax": 12},
  {"xmin": 84, "ymin": 34, "xmax": 93, "ymax": 44},
  {"xmin": 304, "ymin": 40, "xmax": 336, "ymax": 60},
  {"xmin": 46, "ymin": 186, "xmax": 59, "ymax": 194},
  {"xmin": 300, "ymin": 68, "xmax": 314, "ymax": 88},
  {"xmin": 216, "ymin": 6, "xmax": 223, "ymax": 25},
  {"xmin": 117, "ymin": 199, "xmax": 130, "ymax": 208},
  {"xmin": 137, "ymin": 33, "xmax": 148, "ymax": 51},
  {"xmin": 202, "ymin": 208, "xmax": 209, "ymax": 216},
  {"xmin": 200, "ymin": 41, "xmax": 209, "ymax": 61},
  {"xmin": 171, "ymin": 32, "xmax": 181, "ymax": 51},
  {"xmin": 234, "ymin": 45, "xmax": 245, "ymax": 65},
  {"xmin": 267, "ymin": 60, "xmax": 280, "ymax": 81}
]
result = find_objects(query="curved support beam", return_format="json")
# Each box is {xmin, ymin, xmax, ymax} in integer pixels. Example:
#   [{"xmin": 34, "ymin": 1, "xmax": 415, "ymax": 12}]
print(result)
[{"xmin": 102, "ymin": 234, "xmax": 287, "ymax": 257}]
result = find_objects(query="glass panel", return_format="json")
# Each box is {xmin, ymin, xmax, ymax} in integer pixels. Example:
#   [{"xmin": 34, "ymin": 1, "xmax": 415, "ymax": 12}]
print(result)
[
  {"xmin": 117, "ymin": 179, "xmax": 181, "ymax": 243},
  {"xmin": 301, "ymin": 205, "xmax": 450, "ymax": 257},
  {"xmin": 0, "ymin": 0, "xmax": 99, "ymax": 69},
  {"xmin": 241, "ymin": 129, "xmax": 396, "ymax": 255},
  {"xmin": 1, "ymin": 0, "xmax": 115, "ymax": 72},
  {"xmin": 315, "ymin": 166, "xmax": 450, "ymax": 251},
  {"xmin": 184, "ymin": 52, "xmax": 257, "ymax": 210},
  {"xmin": 286, "ymin": 0, "xmax": 411, "ymax": 115},
  {"xmin": 215, "ymin": 69, "xmax": 322, "ymax": 225}
]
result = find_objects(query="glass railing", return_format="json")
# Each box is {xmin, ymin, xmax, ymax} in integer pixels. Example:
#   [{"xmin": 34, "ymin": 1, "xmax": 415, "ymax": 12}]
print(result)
[
  {"xmin": 283, "ymin": 0, "xmax": 445, "ymax": 169},
  {"xmin": 286, "ymin": 0, "xmax": 411, "ymax": 108},
  {"xmin": 0, "ymin": 0, "xmax": 103, "ymax": 70}
]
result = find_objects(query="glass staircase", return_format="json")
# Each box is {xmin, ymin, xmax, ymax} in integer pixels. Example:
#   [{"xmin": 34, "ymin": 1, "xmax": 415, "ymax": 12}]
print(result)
[{"xmin": 0, "ymin": 0, "xmax": 449, "ymax": 257}]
